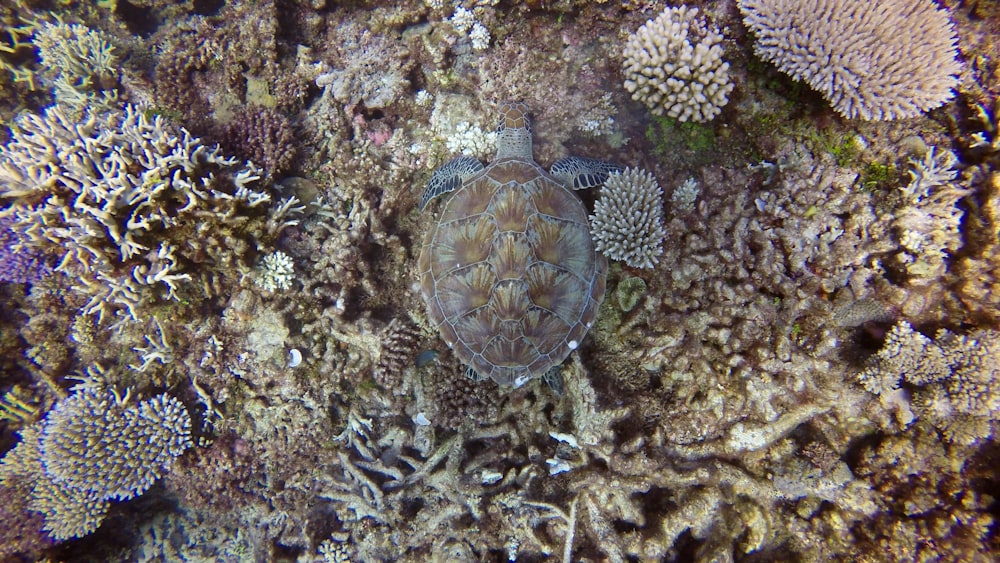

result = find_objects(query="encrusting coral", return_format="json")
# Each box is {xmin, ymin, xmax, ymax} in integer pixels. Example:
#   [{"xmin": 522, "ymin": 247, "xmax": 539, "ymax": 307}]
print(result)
[{"xmin": 737, "ymin": 0, "xmax": 961, "ymax": 120}]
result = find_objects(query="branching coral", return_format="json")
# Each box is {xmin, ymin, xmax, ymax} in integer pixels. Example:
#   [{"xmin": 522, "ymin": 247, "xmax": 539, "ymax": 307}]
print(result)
[
  {"xmin": 737, "ymin": 0, "xmax": 961, "ymax": 120},
  {"xmin": 589, "ymin": 168, "xmax": 666, "ymax": 269},
  {"xmin": 31, "ymin": 19, "xmax": 120, "ymax": 113},
  {"xmin": 859, "ymin": 321, "xmax": 1000, "ymax": 445},
  {"xmin": 0, "ymin": 378, "xmax": 193, "ymax": 540},
  {"xmin": 622, "ymin": 6, "xmax": 734, "ymax": 123},
  {"xmin": 0, "ymin": 103, "xmax": 285, "ymax": 321},
  {"xmin": 889, "ymin": 148, "xmax": 970, "ymax": 286},
  {"xmin": 622, "ymin": 147, "xmax": 894, "ymax": 445}
]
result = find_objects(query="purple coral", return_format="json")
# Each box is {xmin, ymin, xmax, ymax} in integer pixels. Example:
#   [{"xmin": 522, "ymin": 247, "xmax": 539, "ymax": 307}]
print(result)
[{"xmin": 0, "ymin": 214, "xmax": 52, "ymax": 284}]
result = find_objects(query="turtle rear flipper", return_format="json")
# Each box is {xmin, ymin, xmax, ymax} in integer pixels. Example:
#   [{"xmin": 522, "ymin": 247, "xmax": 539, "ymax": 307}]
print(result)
[
  {"xmin": 420, "ymin": 156, "xmax": 485, "ymax": 210},
  {"xmin": 550, "ymin": 157, "xmax": 623, "ymax": 190}
]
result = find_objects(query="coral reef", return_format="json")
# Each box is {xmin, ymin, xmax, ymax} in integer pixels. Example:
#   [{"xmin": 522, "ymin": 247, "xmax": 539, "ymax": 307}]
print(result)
[
  {"xmin": 0, "ymin": 0, "xmax": 998, "ymax": 561},
  {"xmin": 737, "ymin": 0, "xmax": 961, "ymax": 120},
  {"xmin": 622, "ymin": 6, "xmax": 734, "ymax": 123}
]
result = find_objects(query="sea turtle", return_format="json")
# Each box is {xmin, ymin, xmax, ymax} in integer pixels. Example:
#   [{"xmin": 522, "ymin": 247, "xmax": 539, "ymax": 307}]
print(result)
[{"xmin": 418, "ymin": 102, "xmax": 621, "ymax": 387}]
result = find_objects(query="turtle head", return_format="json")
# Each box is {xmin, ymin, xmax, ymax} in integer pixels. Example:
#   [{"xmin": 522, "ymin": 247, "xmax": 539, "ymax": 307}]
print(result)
[{"xmin": 495, "ymin": 101, "xmax": 532, "ymax": 160}]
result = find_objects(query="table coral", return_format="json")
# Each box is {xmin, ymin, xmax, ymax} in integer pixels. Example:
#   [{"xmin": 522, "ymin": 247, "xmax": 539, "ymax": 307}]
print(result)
[{"xmin": 737, "ymin": 0, "xmax": 961, "ymax": 120}]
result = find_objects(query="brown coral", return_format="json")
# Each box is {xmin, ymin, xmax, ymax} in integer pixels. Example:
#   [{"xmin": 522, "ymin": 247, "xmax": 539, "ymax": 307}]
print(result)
[
  {"xmin": 221, "ymin": 106, "xmax": 298, "ymax": 178},
  {"xmin": 953, "ymin": 171, "xmax": 1000, "ymax": 324},
  {"xmin": 853, "ymin": 432, "xmax": 997, "ymax": 561}
]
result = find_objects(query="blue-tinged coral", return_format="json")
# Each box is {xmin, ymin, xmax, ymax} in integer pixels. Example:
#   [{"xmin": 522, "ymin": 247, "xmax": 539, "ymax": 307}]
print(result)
[
  {"xmin": 0, "ymin": 379, "xmax": 192, "ymax": 540},
  {"xmin": 0, "ymin": 214, "xmax": 51, "ymax": 283}
]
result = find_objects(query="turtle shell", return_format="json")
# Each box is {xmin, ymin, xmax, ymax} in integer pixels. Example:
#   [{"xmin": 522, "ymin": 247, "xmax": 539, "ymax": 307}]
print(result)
[{"xmin": 418, "ymin": 159, "xmax": 607, "ymax": 386}]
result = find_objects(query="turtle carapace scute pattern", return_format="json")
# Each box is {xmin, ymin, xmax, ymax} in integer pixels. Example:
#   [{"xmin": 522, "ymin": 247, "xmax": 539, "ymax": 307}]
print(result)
[{"xmin": 418, "ymin": 102, "xmax": 621, "ymax": 387}]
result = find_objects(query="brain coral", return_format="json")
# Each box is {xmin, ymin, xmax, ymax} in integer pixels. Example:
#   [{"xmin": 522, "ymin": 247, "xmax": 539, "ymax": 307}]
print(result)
[
  {"xmin": 737, "ymin": 0, "xmax": 961, "ymax": 120},
  {"xmin": 622, "ymin": 6, "xmax": 734, "ymax": 123}
]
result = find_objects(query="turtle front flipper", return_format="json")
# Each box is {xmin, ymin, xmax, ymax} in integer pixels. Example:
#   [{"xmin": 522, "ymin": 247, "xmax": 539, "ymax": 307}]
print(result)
[
  {"xmin": 550, "ymin": 157, "xmax": 624, "ymax": 190},
  {"xmin": 420, "ymin": 156, "xmax": 485, "ymax": 210}
]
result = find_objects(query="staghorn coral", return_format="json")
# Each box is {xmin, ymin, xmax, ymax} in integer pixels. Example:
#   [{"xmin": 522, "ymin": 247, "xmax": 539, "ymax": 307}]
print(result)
[
  {"xmin": 31, "ymin": 19, "xmax": 120, "ymax": 114},
  {"xmin": 0, "ymin": 103, "xmax": 293, "ymax": 321},
  {"xmin": 859, "ymin": 321, "xmax": 1000, "ymax": 445},
  {"xmin": 622, "ymin": 6, "xmax": 734, "ymax": 123},
  {"xmin": 0, "ymin": 380, "xmax": 193, "ymax": 540},
  {"xmin": 737, "ymin": 0, "xmax": 961, "ymax": 120},
  {"xmin": 589, "ymin": 168, "xmax": 666, "ymax": 269}
]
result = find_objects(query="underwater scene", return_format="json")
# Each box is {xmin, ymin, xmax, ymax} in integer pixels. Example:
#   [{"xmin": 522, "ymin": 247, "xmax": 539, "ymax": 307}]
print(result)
[{"xmin": 1, "ymin": 0, "xmax": 999, "ymax": 561}]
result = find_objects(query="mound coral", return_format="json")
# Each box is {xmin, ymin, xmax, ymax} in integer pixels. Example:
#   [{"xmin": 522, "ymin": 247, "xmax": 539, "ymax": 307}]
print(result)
[
  {"xmin": 622, "ymin": 6, "xmax": 734, "ymax": 123},
  {"xmin": 737, "ymin": 0, "xmax": 961, "ymax": 120}
]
